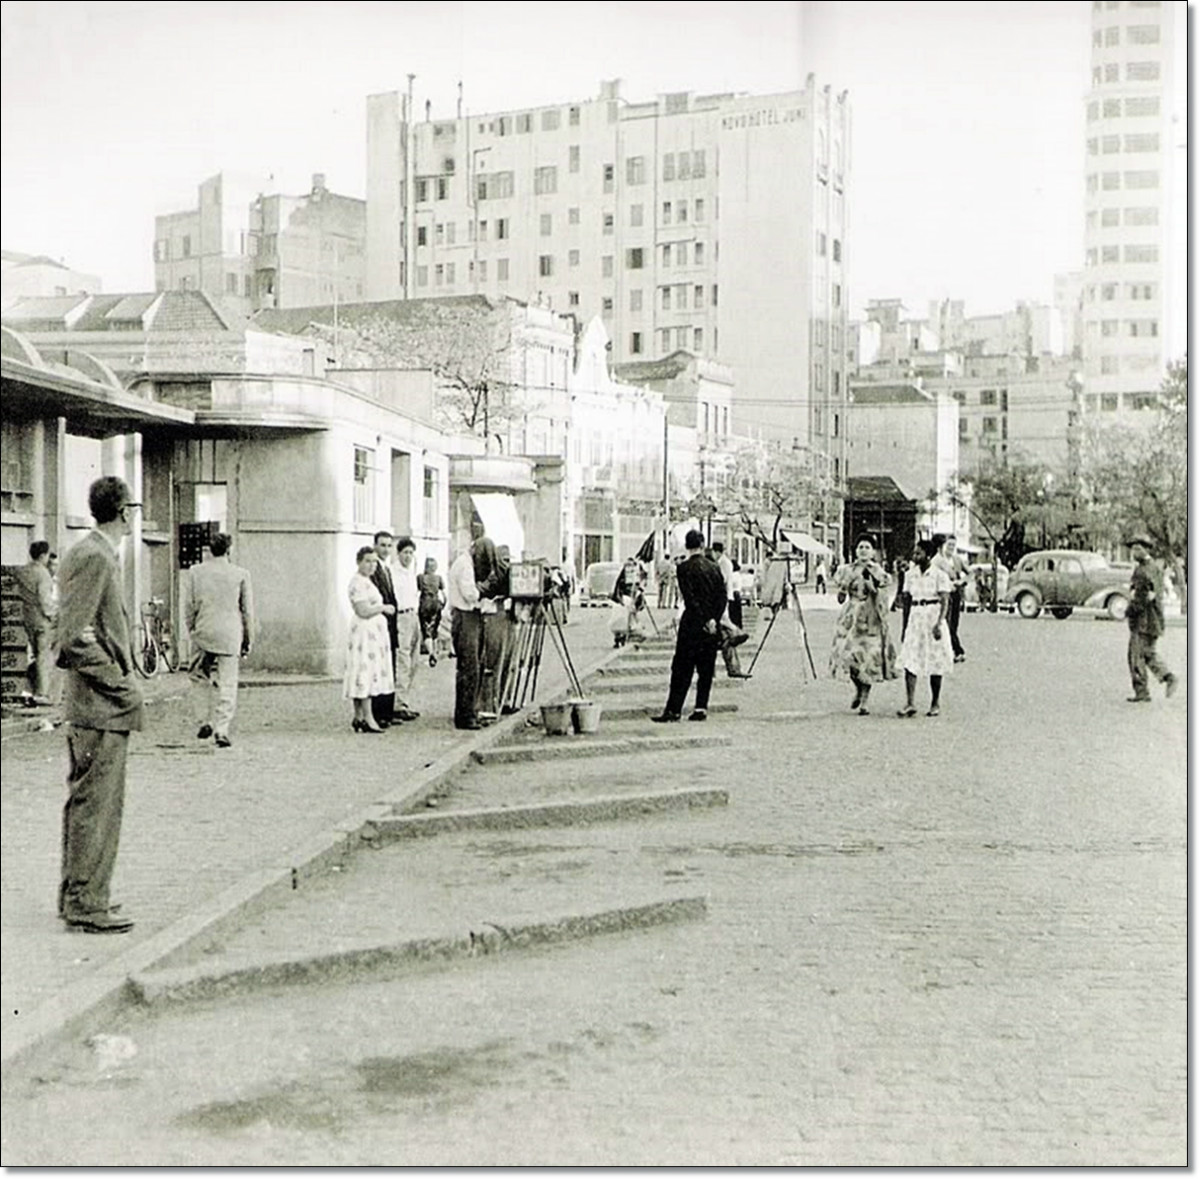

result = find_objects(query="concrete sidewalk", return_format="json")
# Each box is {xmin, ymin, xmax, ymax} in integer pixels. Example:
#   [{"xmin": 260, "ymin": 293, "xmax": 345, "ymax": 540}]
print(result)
[{"xmin": 0, "ymin": 610, "xmax": 618, "ymax": 1070}]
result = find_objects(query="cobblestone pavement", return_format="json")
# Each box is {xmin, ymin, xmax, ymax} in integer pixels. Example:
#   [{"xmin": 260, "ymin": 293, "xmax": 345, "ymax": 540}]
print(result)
[
  {"xmin": 0, "ymin": 607, "xmax": 618, "ymax": 1054},
  {"xmin": 1, "ymin": 602, "xmax": 1187, "ymax": 1165}
]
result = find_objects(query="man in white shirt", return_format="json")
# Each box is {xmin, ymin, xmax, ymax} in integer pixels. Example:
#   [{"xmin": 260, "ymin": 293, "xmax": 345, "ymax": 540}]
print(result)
[
  {"xmin": 710, "ymin": 540, "xmax": 748, "ymax": 678},
  {"xmin": 391, "ymin": 536, "xmax": 422, "ymax": 722},
  {"xmin": 932, "ymin": 535, "xmax": 969, "ymax": 663}
]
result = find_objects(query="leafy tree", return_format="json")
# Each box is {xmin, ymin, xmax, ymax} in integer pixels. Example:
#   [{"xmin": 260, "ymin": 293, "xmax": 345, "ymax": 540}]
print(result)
[
  {"xmin": 1081, "ymin": 355, "xmax": 1187, "ymax": 608},
  {"xmin": 719, "ymin": 441, "xmax": 839, "ymax": 555}
]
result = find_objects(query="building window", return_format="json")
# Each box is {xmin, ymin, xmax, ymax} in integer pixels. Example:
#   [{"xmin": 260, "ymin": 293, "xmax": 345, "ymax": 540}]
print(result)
[
  {"xmin": 477, "ymin": 260, "xmax": 487, "ymax": 282},
  {"xmin": 542, "ymin": 108, "xmax": 561, "ymax": 131},
  {"xmin": 981, "ymin": 416, "xmax": 998, "ymax": 435},
  {"xmin": 1101, "ymin": 393, "xmax": 1120, "ymax": 410},
  {"xmin": 1127, "ymin": 61, "xmax": 1161, "ymax": 81},
  {"xmin": 445, "ymin": 262, "xmax": 455, "ymax": 284},
  {"xmin": 1104, "ymin": 25, "xmax": 1119, "ymax": 45},
  {"xmin": 693, "ymin": 327, "xmax": 704, "ymax": 352},
  {"xmin": 538, "ymin": 254, "xmax": 554, "ymax": 277},
  {"xmin": 1086, "ymin": 101, "xmax": 1099, "ymax": 121},
  {"xmin": 516, "ymin": 113, "xmax": 532, "ymax": 133},
  {"xmin": 1125, "ymin": 206, "xmax": 1159, "ymax": 226},
  {"xmin": 678, "ymin": 151, "xmax": 692, "ymax": 180},
  {"xmin": 568, "ymin": 106, "xmax": 580, "ymax": 126},
  {"xmin": 630, "ymin": 288, "xmax": 643, "ymax": 311},
  {"xmin": 832, "ymin": 283, "xmax": 841, "ymax": 308},
  {"xmin": 694, "ymin": 284, "xmax": 704, "ymax": 308},
  {"xmin": 1101, "ymin": 319, "xmax": 1118, "ymax": 337},
  {"xmin": 677, "ymin": 200, "xmax": 688, "ymax": 223},
  {"xmin": 1101, "ymin": 245, "xmax": 1120, "ymax": 263},
  {"xmin": 496, "ymin": 217, "xmax": 510, "ymax": 240},
  {"xmin": 695, "ymin": 198, "xmax": 706, "ymax": 222},
  {"xmin": 663, "ymin": 153, "xmax": 675, "ymax": 181},
  {"xmin": 958, "ymin": 417, "xmax": 969, "ymax": 440},
  {"xmin": 625, "ymin": 247, "xmax": 644, "ymax": 270},
  {"xmin": 435, "ymin": 264, "xmax": 444, "ymax": 286},
  {"xmin": 494, "ymin": 258, "xmax": 508, "ymax": 282},
  {"xmin": 602, "ymin": 297, "xmax": 613, "ymax": 314},
  {"xmin": 1102, "ymin": 171, "xmax": 1120, "ymax": 190},
  {"xmin": 540, "ymin": 213, "xmax": 553, "ymax": 236},
  {"xmin": 694, "ymin": 242, "xmax": 705, "ymax": 265},
  {"xmin": 1125, "ymin": 244, "xmax": 1159, "ymax": 263},
  {"xmin": 1104, "ymin": 63, "xmax": 1119, "ymax": 82},
  {"xmin": 602, "ymin": 255, "xmax": 614, "ymax": 277},
  {"xmin": 626, "ymin": 156, "xmax": 646, "ymax": 185},
  {"xmin": 1103, "ymin": 98, "xmax": 1121, "ymax": 118},
  {"xmin": 832, "ymin": 239, "xmax": 842, "ymax": 263},
  {"xmin": 980, "ymin": 388, "xmax": 997, "ymax": 406},
  {"xmin": 660, "ymin": 329, "xmax": 672, "ymax": 352},
  {"xmin": 602, "ymin": 163, "xmax": 614, "ymax": 193},
  {"xmin": 1101, "ymin": 207, "xmax": 1120, "ymax": 227},
  {"xmin": 1101, "ymin": 282, "xmax": 1117, "ymax": 300},
  {"xmin": 1127, "ymin": 23, "xmax": 1161, "ymax": 43},
  {"xmin": 817, "ymin": 231, "xmax": 827, "ymax": 256},
  {"xmin": 568, "ymin": 291, "xmax": 580, "ymax": 307},
  {"xmin": 569, "ymin": 145, "xmax": 580, "ymax": 173},
  {"xmin": 416, "ymin": 265, "xmax": 428, "ymax": 287},
  {"xmin": 692, "ymin": 149, "xmax": 706, "ymax": 178},
  {"xmin": 534, "ymin": 165, "xmax": 558, "ymax": 194},
  {"xmin": 630, "ymin": 203, "xmax": 643, "ymax": 227},
  {"xmin": 416, "ymin": 225, "xmax": 428, "ymax": 247},
  {"xmin": 353, "ymin": 446, "xmax": 374, "ymax": 524},
  {"xmin": 1101, "ymin": 135, "xmax": 1120, "ymax": 154},
  {"xmin": 564, "ymin": 207, "xmax": 578, "ymax": 228},
  {"xmin": 1125, "ymin": 96, "xmax": 1161, "ymax": 118},
  {"xmin": 226, "ymin": 273, "xmax": 239, "ymax": 295},
  {"xmin": 1100, "ymin": 356, "xmax": 1119, "ymax": 375},
  {"xmin": 1128, "ymin": 319, "xmax": 1159, "ymax": 337},
  {"xmin": 602, "ymin": 212, "xmax": 614, "ymax": 235},
  {"xmin": 661, "ymin": 286, "xmax": 672, "ymax": 310},
  {"xmin": 712, "ymin": 284, "xmax": 719, "ymax": 306},
  {"xmin": 181, "ymin": 235, "xmax": 192, "ymax": 258},
  {"xmin": 244, "ymin": 275, "xmax": 253, "ymax": 297},
  {"xmin": 1124, "ymin": 133, "xmax": 1160, "ymax": 153},
  {"xmin": 675, "ymin": 242, "xmax": 688, "ymax": 266},
  {"xmin": 569, "ymin": 249, "xmax": 580, "ymax": 267},
  {"xmin": 1127, "ymin": 282, "xmax": 1156, "ymax": 300},
  {"xmin": 630, "ymin": 331, "xmax": 643, "ymax": 354},
  {"xmin": 662, "ymin": 200, "xmax": 672, "ymax": 223},
  {"xmin": 436, "ymin": 177, "xmax": 449, "ymax": 200},
  {"xmin": 1124, "ymin": 170, "xmax": 1159, "ymax": 189}
]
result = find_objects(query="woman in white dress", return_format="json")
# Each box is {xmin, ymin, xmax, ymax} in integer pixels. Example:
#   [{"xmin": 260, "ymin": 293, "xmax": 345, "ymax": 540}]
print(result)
[
  {"xmin": 345, "ymin": 546, "xmax": 396, "ymax": 733},
  {"xmin": 896, "ymin": 538, "xmax": 953, "ymax": 718}
]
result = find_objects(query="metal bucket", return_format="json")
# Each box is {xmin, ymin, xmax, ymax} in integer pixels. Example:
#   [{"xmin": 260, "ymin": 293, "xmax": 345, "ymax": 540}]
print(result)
[
  {"xmin": 571, "ymin": 700, "xmax": 603, "ymax": 734},
  {"xmin": 540, "ymin": 702, "xmax": 572, "ymax": 736}
]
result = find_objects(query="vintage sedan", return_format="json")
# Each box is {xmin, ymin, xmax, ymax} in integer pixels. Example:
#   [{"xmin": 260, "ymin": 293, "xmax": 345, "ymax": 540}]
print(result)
[{"xmin": 1002, "ymin": 549, "xmax": 1132, "ymax": 621}]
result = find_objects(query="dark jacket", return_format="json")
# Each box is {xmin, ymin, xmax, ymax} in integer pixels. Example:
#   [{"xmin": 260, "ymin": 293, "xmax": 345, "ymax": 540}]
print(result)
[
  {"xmin": 55, "ymin": 530, "xmax": 144, "ymax": 731},
  {"xmin": 1127, "ymin": 560, "xmax": 1165, "ymax": 638},
  {"xmin": 371, "ymin": 560, "xmax": 399, "ymax": 649},
  {"xmin": 675, "ymin": 552, "xmax": 727, "ymax": 638}
]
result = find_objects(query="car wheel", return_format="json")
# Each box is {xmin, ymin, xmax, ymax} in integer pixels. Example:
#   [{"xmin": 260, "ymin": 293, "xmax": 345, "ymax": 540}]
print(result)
[
  {"xmin": 1106, "ymin": 593, "xmax": 1128, "ymax": 621},
  {"xmin": 1050, "ymin": 606, "xmax": 1074, "ymax": 620},
  {"xmin": 1016, "ymin": 592, "xmax": 1042, "ymax": 619}
]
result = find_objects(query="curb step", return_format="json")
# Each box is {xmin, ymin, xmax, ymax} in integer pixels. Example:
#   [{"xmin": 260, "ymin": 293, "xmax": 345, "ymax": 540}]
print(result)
[
  {"xmin": 128, "ymin": 896, "xmax": 709, "ymax": 1007},
  {"xmin": 472, "ymin": 732, "xmax": 732, "ymax": 764}
]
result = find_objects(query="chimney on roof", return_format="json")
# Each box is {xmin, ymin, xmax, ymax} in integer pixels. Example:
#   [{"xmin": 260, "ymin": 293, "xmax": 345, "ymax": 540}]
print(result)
[
  {"xmin": 312, "ymin": 173, "xmax": 326, "ymax": 194},
  {"xmin": 425, "ymin": 99, "xmax": 432, "ymax": 121}
]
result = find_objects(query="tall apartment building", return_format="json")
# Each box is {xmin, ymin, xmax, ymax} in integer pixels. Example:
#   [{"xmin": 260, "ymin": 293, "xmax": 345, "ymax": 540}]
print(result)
[
  {"xmin": 366, "ymin": 77, "xmax": 851, "ymax": 477},
  {"xmin": 154, "ymin": 173, "xmax": 366, "ymax": 315},
  {"xmin": 1081, "ymin": 0, "xmax": 1182, "ymax": 412}
]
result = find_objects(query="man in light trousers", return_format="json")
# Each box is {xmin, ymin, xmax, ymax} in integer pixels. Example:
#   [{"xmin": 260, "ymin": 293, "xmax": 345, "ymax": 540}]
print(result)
[{"xmin": 391, "ymin": 535, "xmax": 422, "ymax": 722}]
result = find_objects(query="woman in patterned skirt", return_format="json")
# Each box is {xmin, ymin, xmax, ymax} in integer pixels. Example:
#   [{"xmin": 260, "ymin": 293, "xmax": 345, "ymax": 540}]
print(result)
[
  {"xmin": 829, "ymin": 535, "xmax": 898, "ymax": 715},
  {"xmin": 896, "ymin": 538, "xmax": 953, "ymax": 718},
  {"xmin": 344, "ymin": 546, "xmax": 395, "ymax": 732}
]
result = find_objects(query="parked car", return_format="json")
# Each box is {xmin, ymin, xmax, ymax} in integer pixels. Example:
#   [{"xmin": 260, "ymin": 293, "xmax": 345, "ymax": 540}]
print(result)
[
  {"xmin": 1002, "ymin": 549, "xmax": 1132, "ymax": 621},
  {"xmin": 579, "ymin": 561, "xmax": 622, "ymax": 606}
]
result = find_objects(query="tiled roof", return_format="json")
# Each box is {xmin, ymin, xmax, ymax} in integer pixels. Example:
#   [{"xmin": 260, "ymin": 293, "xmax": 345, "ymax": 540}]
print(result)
[
  {"xmin": 2, "ymin": 295, "xmax": 88, "ymax": 324},
  {"xmin": 611, "ymin": 350, "xmax": 695, "ymax": 382},
  {"xmin": 849, "ymin": 382, "xmax": 931, "ymax": 405},
  {"xmin": 2, "ymin": 291, "xmax": 245, "ymax": 333},
  {"xmin": 846, "ymin": 475, "xmax": 912, "ymax": 502}
]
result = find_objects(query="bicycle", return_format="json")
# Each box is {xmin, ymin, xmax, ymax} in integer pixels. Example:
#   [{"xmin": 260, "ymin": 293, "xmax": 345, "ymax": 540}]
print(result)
[{"xmin": 134, "ymin": 596, "xmax": 180, "ymax": 678}]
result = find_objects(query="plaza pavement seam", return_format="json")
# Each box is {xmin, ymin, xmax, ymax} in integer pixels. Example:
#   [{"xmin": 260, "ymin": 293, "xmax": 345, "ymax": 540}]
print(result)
[{"xmin": 1, "ymin": 640, "xmax": 632, "ymax": 1074}]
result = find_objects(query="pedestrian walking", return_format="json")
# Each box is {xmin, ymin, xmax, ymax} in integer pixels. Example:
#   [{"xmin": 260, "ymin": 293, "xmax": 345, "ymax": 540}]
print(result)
[
  {"xmin": 652, "ymin": 528, "xmax": 728, "ymax": 723},
  {"xmin": 369, "ymin": 530, "xmax": 399, "ymax": 727},
  {"xmin": 418, "ymin": 557, "xmax": 446, "ymax": 663},
  {"xmin": 14, "ymin": 539, "xmax": 57, "ymax": 707},
  {"xmin": 181, "ymin": 532, "xmax": 255, "ymax": 748},
  {"xmin": 814, "ymin": 557, "xmax": 828, "ymax": 595},
  {"xmin": 55, "ymin": 476, "xmax": 143, "ymax": 933},
  {"xmin": 1125, "ymin": 536, "xmax": 1178, "ymax": 704},
  {"xmin": 710, "ymin": 540, "xmax": 749, "ymax": 678},
  {"xmin": 391, "ymin": 536, "xmax": 422, "ymax": 722},
  {"xmin": 933, "ymin": 534, "xmax": 969, "ymax": 662},
  {"xmin": 829, "ymin": 535, "xmax": 897, "ymax": 715},
  {"xmin": 896, "ymin": 539, "xmax": 953, "ymax": 718},
  {"xmin": 344, "ymin": 546, "xmax": 395, "ymax": 733}
]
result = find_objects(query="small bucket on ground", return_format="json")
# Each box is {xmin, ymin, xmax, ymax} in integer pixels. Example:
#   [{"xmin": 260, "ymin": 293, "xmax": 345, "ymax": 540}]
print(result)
[
  {"xmin": 570, "ymin": 700, "xmax": 603, "ymax": 734},
  {"xmin": 540, "ymin": 702, "xmax": 572, "ymax": 736}
]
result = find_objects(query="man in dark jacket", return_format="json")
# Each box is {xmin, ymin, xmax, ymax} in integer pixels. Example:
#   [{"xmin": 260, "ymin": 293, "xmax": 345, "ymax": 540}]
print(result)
[
  {"xmin": 653, "ymin": 529, "xmax": 728, "ymax": 722},
  {"xmin": 1125, "ymin": 536, "xmax": 1177, "ymax": 703},
  {"xmin": 369, "ymin": 530, "xmax": 399, "ymax": 727}
]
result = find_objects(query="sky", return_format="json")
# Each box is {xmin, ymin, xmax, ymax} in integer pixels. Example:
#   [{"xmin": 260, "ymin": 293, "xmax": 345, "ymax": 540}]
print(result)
[{"xmin": 0, "ymin": 1, "xmax": 1186, "ymax": 319}]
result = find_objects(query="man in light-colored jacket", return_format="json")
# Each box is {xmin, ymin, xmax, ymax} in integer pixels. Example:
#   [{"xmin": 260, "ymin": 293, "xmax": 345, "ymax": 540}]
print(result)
[{"xmin": 181, "ymin": 532, "xmax": 255, "ymax": 748}]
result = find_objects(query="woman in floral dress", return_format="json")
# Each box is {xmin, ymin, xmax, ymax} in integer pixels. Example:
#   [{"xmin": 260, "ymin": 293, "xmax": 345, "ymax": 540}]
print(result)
[
  {"xmin": 344, "ymin": 546, "xmax": 395, "ymax": 732},
  {"xmin": 828, "ymin": 535, "xmax": 897, "ymax": 714},
  {"xmin": 896, "ymin": 538, "xmax": 953, "ymax": 717}
]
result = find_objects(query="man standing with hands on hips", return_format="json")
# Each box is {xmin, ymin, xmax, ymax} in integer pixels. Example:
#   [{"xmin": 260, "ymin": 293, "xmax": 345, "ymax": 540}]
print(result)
[
  {"xmin": 55, "ymin": 476, "xmax": 143, "ymax": 933},
  {"xmin": 182, "ymin": 532, "xmax": 255, "ymax": 748}
]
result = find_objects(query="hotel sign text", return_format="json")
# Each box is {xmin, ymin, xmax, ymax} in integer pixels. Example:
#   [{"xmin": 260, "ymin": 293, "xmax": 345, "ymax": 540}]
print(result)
[{"xmin": 721, "ymin": 108, "xmax": 805, "ymax": 131}]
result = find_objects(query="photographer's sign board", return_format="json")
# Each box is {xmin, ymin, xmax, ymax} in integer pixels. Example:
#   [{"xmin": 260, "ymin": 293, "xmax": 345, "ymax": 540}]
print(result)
[
  {"xmin": 760, "ymin": 556, "xmax": 794, "ymax": 609},
  {"xmin": 510, "ymin": 560, "xmax": 546, "ymax": 600}
]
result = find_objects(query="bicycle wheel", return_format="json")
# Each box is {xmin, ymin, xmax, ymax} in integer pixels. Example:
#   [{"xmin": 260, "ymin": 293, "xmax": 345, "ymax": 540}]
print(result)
[
  {"xmin": 160, "ymin": 623, "xmax": 181, "ymax": 673},
  {"xmin": 138, "ymin": 623, "xmax": 160, "ymax": 677}
]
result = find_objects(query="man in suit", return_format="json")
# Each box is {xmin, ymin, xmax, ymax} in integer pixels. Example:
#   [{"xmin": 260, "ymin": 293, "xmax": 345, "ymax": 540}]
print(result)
[
  {"xmin": 391, "ymin": 535, "xmax": 422, "ymax": 722},
  {"xmin": 15, "ymin": 539, "xmax": 58, "ymax": 706},
  {"xmin": 369, "ymin": 530, "xmax": 399, "ymax": 727},
  {"xmin": 181, "ymin": 532, "xmax": 255, "ymax": 748},
  {"xmin": 1125, "ymin": 535, "xmax": 1178, "ymax": 703},
  {"xmin": 55, "ymin": 476, "xmax": 144, "ymax": 933},
  {"xmin": 653, "ymin": 529, "xmax": 728, "ymax": 723}
]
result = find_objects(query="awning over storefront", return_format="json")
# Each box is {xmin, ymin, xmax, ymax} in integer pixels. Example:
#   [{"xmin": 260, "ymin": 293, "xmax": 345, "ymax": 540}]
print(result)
[
  {"xmin": 781, "ymin": 530, "xmax": 832, "ymax": 557},
  {"xmin": 470, "ymin": 492, "xmax": 525, "ymax": 556}
]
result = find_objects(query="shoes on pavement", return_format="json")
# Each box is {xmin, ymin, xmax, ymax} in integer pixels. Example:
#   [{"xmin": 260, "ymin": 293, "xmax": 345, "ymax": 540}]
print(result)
[
  {"xmin": 650, "ymin": 712, "xmax": 681, "ymax": 723},
  {"xmin": 397, "ymin": 709, "xmax": 421, "ymax": 722},
  {"xmin": 926, "ymin": 706, "xmax": 941, "ymax": 717},
  {"xmin": 896, "ymin": 706, "xmax": 918, "ymax": 718},
  {"xmin": 857, "ymin": 707, "xmax": 871, "ymax": 716},
  {"xmin": 1164, "ymin": 674, "xmax": 1179, "ymax": 698},
  {"xmin": 215, "ymin": 734, "xmax": 232, "ymax": 748},
  {"xmin": 688, "ymin": 709, "xmax": 707, "ymax": 722},
  {"xmin": 728, "ymin": 671, "xmax": 752, "ymax": 679},
  {"xmin": 63, "ymin": 909, "xmax": 135, "ymax": 934},
  {"xmin": 953, "ymin": 654, "xmax": 966, "ymax": 664},
  {"xmin": 1126, "ymin": 695, "xmax": 1152, "ymax": 703},
  {"xmin": 196, "ymin": 724, "xmax": 213, "ymax": 739},
  {"xmin": 455, "ymin": 719, "xmax": 483, "ymax": 731}
]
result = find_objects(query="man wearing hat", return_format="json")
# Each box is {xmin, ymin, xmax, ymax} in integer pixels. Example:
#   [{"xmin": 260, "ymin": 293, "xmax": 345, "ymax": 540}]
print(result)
[{"xmin": 1125, "ymin": 536, "xmax": 1177, "ymax": 703}]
